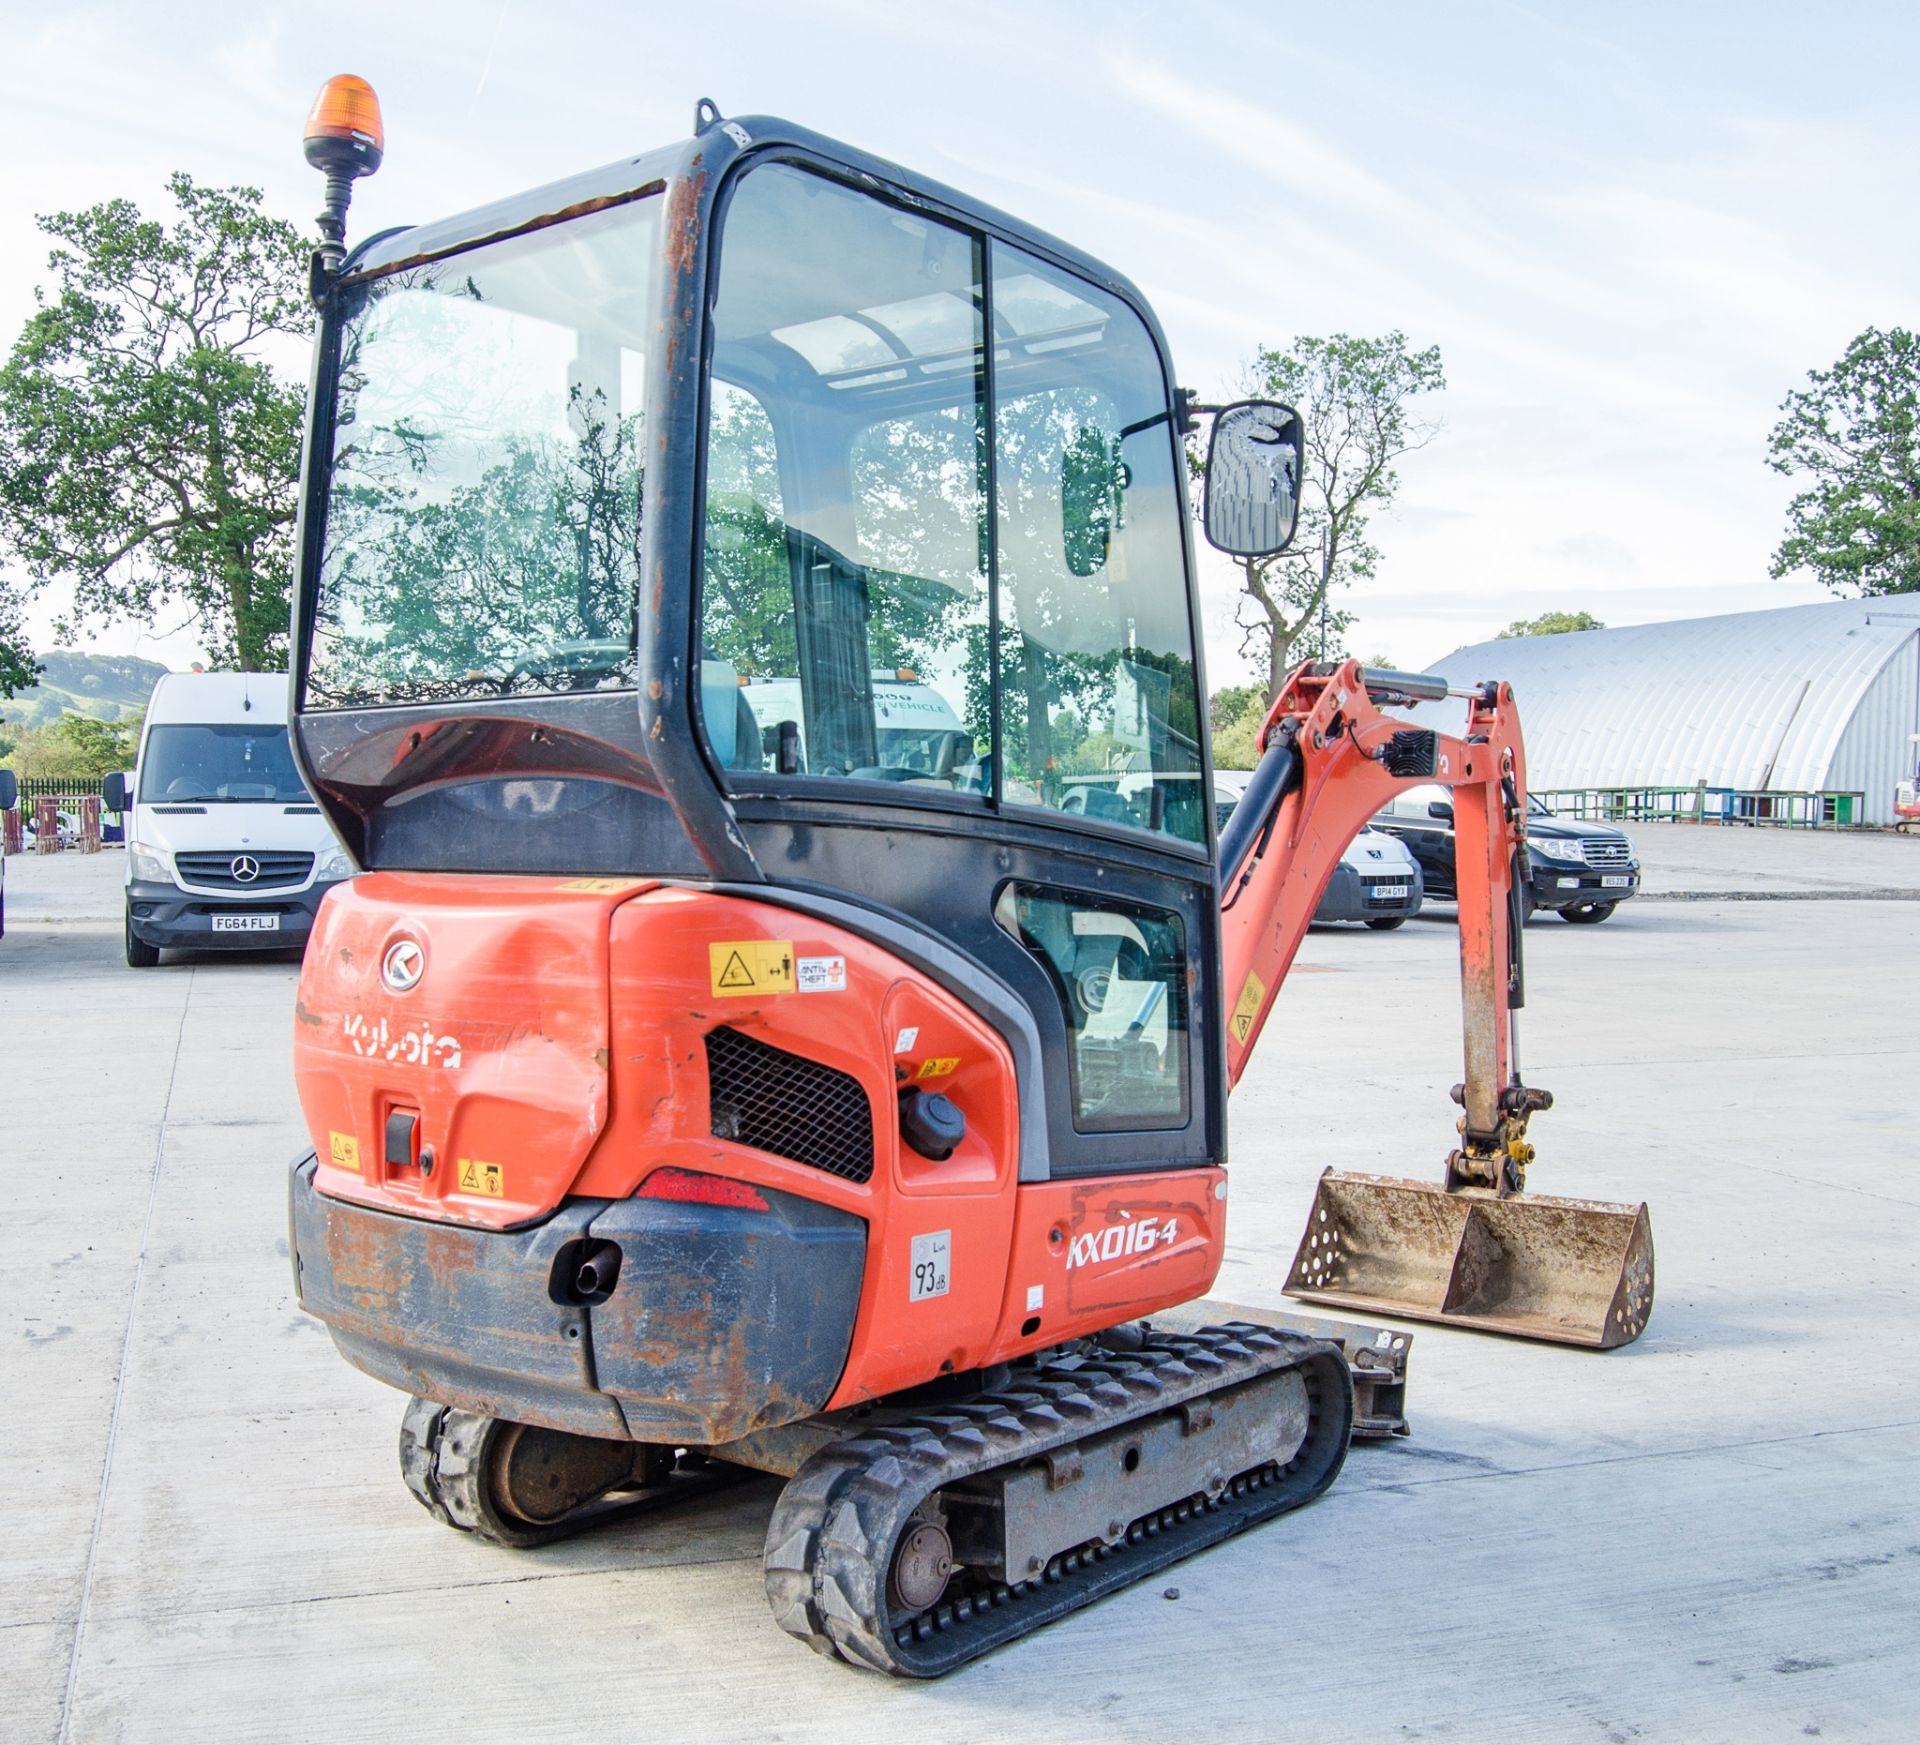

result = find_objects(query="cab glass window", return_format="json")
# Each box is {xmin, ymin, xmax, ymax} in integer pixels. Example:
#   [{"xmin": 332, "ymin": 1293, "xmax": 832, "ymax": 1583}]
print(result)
[
  {"xmin": 310, "ymin": 195, "xmax": 660, "ymax": 707},
  {"xmin": 697, "ymin": 164, "xmax": 1204, "ymax": 840},
  {"xmin": 994, "ymin": 882, "xmax": 1190, "ymax": 1130},
  {"xmin": 991, "ymin": 245, "xmax": 1203, "ymax": 845},
  {"xmin": 700, "ymin": 164, "xmax": 990, "ymax": 791}
]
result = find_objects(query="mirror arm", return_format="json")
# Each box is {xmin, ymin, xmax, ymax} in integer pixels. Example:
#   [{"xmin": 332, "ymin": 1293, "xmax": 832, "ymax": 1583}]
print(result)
[
  {"xmin": 1117, "ymin": 408, "xmax": 1175, "ymax": 441},
  {"xmin": 1176, "ymin": 388, "xmax": 1220, "ymax": 434}
]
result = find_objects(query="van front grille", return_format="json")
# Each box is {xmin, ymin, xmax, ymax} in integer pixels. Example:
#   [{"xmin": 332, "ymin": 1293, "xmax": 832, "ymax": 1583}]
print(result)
[{"xmin": 173, "ymin": 850, "xmax": 314, "ymax": 891}]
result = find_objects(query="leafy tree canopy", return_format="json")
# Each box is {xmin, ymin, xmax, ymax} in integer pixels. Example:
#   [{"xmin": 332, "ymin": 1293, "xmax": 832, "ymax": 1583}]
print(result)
[
  {"xmin": 0, "ymin": 175, "xmax": 313, "ymax": 672},
  {"xmin": 0, "ymin": 709, "xmax": 139, "ymax": 780},
  {"xmin": 1768, "ymin": 327, "xmax": 1920, "ymax": 596},
  {"xmin": 1208, "ymin": 682, "xmax": 1263, "ymax": 735},
  {"xmin": 0, "ymin": 582, "xmax": 36, "ymax": 698},
  {"xmin": 1209, "ymin": 689, "xmax": 1269, "ymax": 770},
  {"xmin": 1199, "ymin": 332, "xmax": 1444, "ymax": 702},
  {"xmin": 1497, "ymin": 609, "xmax": 1606, "ymax": 638}
]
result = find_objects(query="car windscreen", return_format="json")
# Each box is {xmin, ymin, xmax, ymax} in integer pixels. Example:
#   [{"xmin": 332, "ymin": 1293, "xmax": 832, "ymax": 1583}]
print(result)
[{"xmin": 139, "ymin": 724, "xmax": 311, "ymax": 804}]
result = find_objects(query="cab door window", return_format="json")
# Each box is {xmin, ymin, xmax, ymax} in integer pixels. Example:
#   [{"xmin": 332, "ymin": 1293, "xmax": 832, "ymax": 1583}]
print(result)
[
  {"xmin": 699, "ymin": 163, "xmax": 990, "ymax": 792},
  {"xmin": 990, "ymin": 245, "xmax": 1204, "ymax": 845}
]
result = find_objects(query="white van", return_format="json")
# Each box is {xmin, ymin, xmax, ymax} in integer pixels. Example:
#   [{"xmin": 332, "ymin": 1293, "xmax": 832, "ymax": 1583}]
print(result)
[
  {"xmin": 105, "ymin": 672, "xmax": 353, "ymax": 967},
  {"xmin": 736, "ymin": 673, "xmax": 979, "ymax": 783}
]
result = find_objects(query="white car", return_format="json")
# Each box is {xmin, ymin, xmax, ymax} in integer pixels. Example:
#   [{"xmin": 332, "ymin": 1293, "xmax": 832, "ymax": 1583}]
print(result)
[
  {"xmin": 1312, "ymin": 826, "xmax": 1425, "ymax": 928},
  {"xmin": 1215, "ymin": 772, "xmax": 1424, "ymax": 929}
]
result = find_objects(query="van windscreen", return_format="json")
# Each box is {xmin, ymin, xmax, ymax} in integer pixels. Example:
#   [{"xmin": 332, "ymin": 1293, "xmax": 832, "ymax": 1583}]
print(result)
[{"xmin": 139, "ymin": 725, "xmax": 311, "ymax": 805}]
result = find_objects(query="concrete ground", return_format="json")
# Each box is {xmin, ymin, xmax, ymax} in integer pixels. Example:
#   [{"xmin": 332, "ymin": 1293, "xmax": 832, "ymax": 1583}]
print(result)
[{"xmin": 2, "ymin": 834, "xmax": 1915, "ymax": 1744}]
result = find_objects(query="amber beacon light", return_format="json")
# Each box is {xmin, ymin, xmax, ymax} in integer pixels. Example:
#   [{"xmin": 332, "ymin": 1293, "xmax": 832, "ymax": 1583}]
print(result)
[{"xmin": 304, "ymin": 75, "xmax": 385, "ymax": 274}]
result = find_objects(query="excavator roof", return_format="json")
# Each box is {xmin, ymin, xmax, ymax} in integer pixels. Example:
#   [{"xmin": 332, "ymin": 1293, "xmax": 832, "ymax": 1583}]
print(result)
[{"xmin": 340, "ymin": 113, "xmax": 1160, "ymax": 343}]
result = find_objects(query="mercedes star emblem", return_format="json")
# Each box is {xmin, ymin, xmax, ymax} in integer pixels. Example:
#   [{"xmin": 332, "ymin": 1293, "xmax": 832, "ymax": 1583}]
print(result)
[
  {"xmin": 381, "ymin": 938, "xmax": 425, "ymax": 993},
  {"xmin": 230, "ymin": 854, "xmax": 261, "ymax": 883}
]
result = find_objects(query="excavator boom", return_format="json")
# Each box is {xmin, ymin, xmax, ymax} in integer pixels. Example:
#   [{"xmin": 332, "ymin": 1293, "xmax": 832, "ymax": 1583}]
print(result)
[{"xmin": 1217, "ymin": 659, "xmax": 1654, "ymax": 1348}]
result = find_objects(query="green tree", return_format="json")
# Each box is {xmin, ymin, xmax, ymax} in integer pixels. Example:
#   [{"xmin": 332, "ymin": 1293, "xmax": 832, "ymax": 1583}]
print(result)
[
  {"xmin": 52, "ymin": 707, "xmax": 141, "ymax": 776},
  {"xmin": 1208, "ymin": 682, "xmax": 1263, "ymax": 736},
  {"xmin": 0, "ymin": 722, "xmax": 90, "ymax": 781},
  {"xmin": 0, "ymin": 581, "xmax": 36, "ymax": 697},
  {"xmin": 1209, "ymin": 689, "xmax": 1269, "ymax": 770},
  {"xmin": 1497, "ymin": 610, "xmax": 1606, "ymax": 638},
  {"xmin": 0, "ymin": 175, "xmax": 313, "ymax": 672},
  {"xmin": 1767, "ymin": 327, "xmax": 1920, "ymax": 595},
  {"xmin": 1208, "ymin": 332, "xmax": 1444, "ymax": 702}
]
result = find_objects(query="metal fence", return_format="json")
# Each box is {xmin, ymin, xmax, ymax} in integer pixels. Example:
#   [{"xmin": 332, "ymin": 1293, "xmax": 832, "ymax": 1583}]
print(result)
[
  {"xmin": 1534, "ymin": 784, "xmax": 1868, "ymax": 829},
  {"xmin": 15, "ymin": 774, "xmax": 107, "ymax": 801}
]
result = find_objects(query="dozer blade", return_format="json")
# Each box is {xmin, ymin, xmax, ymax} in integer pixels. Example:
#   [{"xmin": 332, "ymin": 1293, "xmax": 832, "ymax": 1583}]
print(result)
[{"xmin": 1284, "ymin": 1168, "xmax": 1654, "ymax": 1349}]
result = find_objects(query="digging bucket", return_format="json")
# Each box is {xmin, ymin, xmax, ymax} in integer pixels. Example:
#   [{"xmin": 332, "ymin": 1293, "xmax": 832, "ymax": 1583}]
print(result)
[{"xmin": 1284, "ymin": 1169, "xmax": 1654, "ymax": 1349}]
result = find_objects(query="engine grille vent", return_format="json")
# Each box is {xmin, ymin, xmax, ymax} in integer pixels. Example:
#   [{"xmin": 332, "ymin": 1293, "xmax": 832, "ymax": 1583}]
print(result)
[
  {"xmin": 705, "ymin": 1026, "xmax": 874, "ymax": 1183},
  {"xmin": 1580, "ymin": 838, "xmax": 1632, "ymax": 869}
]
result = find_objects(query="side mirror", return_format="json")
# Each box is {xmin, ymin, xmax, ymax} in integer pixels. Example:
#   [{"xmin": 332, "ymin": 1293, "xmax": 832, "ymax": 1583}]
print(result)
[
  {"xmin": 0, "ymin": 769, "xmax": 16, "ymax": 812},
  {"xmin": 102, "ymin": 771, "xmax": 130, "ymax": 813},
  {"xmin": 1427, "ymin": 799, "xmax": 1454, "ymax": 822},
  {"xmin": 1203, "ymin": 400, "xmax": 1302, "ymax": 557}
]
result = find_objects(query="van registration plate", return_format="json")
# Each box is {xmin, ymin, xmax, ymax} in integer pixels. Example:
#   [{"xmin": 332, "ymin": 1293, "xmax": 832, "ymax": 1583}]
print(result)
[
  {"xmin": 212, "ymin": 914, "xmax": 279, "ymax": 932},
  {"xmin": 1601, "ymin": 875, "xmax": 1631, "ymax": 889}
]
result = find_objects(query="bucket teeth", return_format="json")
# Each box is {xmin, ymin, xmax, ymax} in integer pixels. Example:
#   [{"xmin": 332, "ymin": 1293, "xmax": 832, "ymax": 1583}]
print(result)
[{"xmin": 1285, "ymin": 1168, "xmax": 1655, "ymax": 1349}]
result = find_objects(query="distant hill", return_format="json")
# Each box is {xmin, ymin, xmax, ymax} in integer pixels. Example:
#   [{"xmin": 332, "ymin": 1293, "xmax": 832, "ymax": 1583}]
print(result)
[{"xmin": 3, "ymin": 650, "xmax": 172, "ymax": 729}]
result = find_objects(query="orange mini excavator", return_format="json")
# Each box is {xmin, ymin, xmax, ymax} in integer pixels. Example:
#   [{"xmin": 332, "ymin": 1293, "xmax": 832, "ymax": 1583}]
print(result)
[{"xmin": 285, "ymin": 83, "xmax": 1654, "ymax": 1674}]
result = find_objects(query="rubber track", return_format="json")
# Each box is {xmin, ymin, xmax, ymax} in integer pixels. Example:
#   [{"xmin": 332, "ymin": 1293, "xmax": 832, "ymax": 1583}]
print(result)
[
  {"xmin": 762, "ymin": 1324, "xmax": 1352, "ymax": 1676},
  {"xmin": 399, "ymin": 1399, "xmax": 742, "ymax": 1548}
]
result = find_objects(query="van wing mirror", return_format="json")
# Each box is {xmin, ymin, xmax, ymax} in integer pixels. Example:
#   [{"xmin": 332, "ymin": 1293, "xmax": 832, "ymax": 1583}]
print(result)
[
  {"xmin": 1202, "ymin": 399, "xmax": 1302, "ymax": 557},
  {"xmin": 102, "ymin": 771, "xmax": 130, "ymax": 813},
  {"xmin": 1427, "ymin": 799, "xmax": 1454, "ymax": 822},
  {"xmin": 0, "ymin": 769, "xmax": 16, "ymax": 813}
]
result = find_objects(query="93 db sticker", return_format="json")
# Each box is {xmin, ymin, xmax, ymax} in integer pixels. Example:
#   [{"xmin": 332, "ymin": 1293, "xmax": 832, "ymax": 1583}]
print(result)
[{"xmin": 910, "ymin": 1230, "xmax": 951, "ymax": 1302}]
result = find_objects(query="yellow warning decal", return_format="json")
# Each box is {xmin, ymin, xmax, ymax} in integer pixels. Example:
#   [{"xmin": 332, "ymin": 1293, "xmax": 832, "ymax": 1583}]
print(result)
[
  {"xmin": 557, "ymin": 877, "xmax": 645, "ymax": 894},
  {"xmin": 458, "ymin": 1158, "xmax": 506, "ymax": 1197},
  {"xmin": 1229, "ymin": 969, "xmax": 1266, "ymax": 1046},
  {"xmin": 916, "ymin": 1056, "xmax": 960, "ymax": 1079},
  {"xmin": 709, "ymin": 940, "xmax": 795, "ymax": 997},
  {"xmin": 328, "ymin": 1131, "xmax": 361, "ymax": 1172}
]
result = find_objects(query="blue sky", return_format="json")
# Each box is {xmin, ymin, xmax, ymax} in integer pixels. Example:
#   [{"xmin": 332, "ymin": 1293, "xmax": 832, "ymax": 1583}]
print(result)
[{"xmin": 3, "ymin": 0, "xmax": 1913, "ymax": 680}]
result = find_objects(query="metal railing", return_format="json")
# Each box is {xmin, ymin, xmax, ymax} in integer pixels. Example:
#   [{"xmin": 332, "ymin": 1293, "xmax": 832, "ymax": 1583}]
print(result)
[
  {"xmin": 15, "ymin": 774, "xmax": 106, "ymax": 801},
  {"xmin": 1533, "ymin": 784, "xmax": 1868, "ymax": 829}
]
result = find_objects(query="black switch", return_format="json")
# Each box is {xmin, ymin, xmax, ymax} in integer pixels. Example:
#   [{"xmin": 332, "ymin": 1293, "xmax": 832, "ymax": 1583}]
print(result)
[{"xmin": 384, "ymin": 1108, "xmax": 419, "ymax": 1169}]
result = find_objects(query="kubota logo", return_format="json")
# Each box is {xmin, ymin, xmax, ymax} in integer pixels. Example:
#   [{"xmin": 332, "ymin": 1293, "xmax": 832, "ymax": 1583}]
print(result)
[
  {"xmin": 381, "ymin": 938, "xmax": 425, "ymax": 993},
  {"xmin": 1065, "ymin": 1215, "xmax": 1181, "ymax": 1270}
]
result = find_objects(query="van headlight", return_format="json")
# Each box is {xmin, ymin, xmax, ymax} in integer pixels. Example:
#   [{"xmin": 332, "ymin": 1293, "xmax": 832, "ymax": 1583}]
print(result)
[
  {"xmin": 128, "ymin": 843, "xmax": 172, "ymax": 883},
  {"xmin": 315, "ymin": 846, "xmax": 356, "ymax": 882}
]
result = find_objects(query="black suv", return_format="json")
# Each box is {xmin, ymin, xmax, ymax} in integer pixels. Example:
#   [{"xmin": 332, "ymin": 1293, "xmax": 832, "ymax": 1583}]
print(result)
[{"xmin": 1370, "ymin": 785, "xmax": 1640, "ymax": 923}]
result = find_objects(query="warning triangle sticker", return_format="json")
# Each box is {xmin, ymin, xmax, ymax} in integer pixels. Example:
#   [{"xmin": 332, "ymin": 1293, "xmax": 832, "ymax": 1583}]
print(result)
[{"xmin": 717, "ymin": 950, "xmax": 756, "ymax": 990}]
